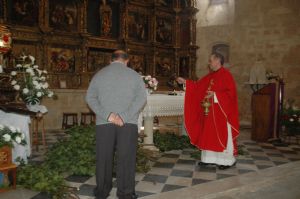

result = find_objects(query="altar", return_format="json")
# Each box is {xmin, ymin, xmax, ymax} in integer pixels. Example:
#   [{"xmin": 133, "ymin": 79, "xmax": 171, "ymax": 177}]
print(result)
[{"xmin": 141, "ymin": 93, "xmax": 185, "ymax": 150}]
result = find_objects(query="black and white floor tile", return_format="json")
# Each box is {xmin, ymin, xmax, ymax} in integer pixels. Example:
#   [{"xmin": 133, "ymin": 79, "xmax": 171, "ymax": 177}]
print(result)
[{"xmin": 29, "ymin": 131, "xmax": 300, "ymax": 199}]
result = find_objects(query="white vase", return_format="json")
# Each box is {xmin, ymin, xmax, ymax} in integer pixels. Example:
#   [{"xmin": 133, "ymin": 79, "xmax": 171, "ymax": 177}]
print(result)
[{"xmin": 26, "ymin": 104, "xmax": 48, "ymax": 114}]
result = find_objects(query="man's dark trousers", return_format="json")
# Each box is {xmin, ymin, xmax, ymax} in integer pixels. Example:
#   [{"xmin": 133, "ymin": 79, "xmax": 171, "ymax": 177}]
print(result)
[{"xmin": 94, "ymin": 123, "xmax": 138, "ymax": 199}]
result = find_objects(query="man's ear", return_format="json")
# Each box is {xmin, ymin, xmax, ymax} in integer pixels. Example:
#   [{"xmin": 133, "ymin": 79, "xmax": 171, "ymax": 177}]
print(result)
[{"xmin": 125, "ymin": 60, "xmax": 129, "ymax": 65}]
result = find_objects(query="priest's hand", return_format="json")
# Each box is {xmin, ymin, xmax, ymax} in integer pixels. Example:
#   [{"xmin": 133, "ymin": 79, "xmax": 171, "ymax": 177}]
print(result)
[
  {"xmin": 176, "ymin": 77, "xmax": 186, "ymax": 84},
  {"xmin": 205, "ymin": 91, "xmax": 214, "ymax": 99}
]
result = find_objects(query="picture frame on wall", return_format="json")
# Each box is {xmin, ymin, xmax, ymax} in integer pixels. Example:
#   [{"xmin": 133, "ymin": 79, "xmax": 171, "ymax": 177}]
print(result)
[
  {"xmin": 49, "ymin": 0, "xmax": 78, "ymax": 32},
  {"xmin": 128, "ymin": 54, "xmax": 146, "ymax": 74},
  {"xmin": 8, "ymin": 0, "xmax": 39, "ymax": 26},
  {"xmin": 156, "ymin": 16, "xmax": 173, "ymax": 44},
  {"xmin": 155, "ymin": 54, "xmax": 174, "ymax": 77},
  {"xmin": 49, "ymin": 47, "xmax": 75, "ymax": 73},
  {"xmin": 87, "ymin": 49, "xmax": 112, "ymax": 73},
  {"xmin": 128, "ymin": 11, "xmax": 149, "ymax": 41}
]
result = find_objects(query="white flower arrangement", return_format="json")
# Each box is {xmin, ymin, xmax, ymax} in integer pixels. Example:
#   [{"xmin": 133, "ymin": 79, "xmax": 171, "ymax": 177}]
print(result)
[
  {"xmin": 142, "ymin": 75, "xmax": 158, "ymax": 90},
  {"xmin": 0, "ymin": 124, "xmax": 26, "ymax": 148},
  {"xmin": 10, "ymin": 55, "xmax": 54, "ymax": 105}
]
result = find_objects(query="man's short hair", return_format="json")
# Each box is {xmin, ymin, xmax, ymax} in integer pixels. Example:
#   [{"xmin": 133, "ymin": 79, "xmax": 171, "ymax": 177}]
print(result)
[
  {"xmin": 212, "ymin": 52, "xmax": 225, "ymax": 65},
  {"xmin": 112, "ymin": 50, "xmax": 129, "ymax": 61}
]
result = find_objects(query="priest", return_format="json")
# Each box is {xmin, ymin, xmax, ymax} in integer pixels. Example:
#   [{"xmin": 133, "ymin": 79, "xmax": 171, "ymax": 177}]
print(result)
[{"xmin": 177, "ymin": 52, "xmax": 239, "ymax": 170}]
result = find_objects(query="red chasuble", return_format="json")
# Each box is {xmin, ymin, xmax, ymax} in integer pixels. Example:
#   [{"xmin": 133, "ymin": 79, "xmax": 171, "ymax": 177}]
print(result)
[{"xmin": 184, "ymin": 67, "xmax": 239, "ymax": 156}]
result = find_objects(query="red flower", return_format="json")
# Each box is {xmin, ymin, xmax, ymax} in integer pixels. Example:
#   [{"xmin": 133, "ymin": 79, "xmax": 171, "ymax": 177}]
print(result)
[{"xmin": 3, "ymin": 34, "xmax": 10, "ymax": 43}]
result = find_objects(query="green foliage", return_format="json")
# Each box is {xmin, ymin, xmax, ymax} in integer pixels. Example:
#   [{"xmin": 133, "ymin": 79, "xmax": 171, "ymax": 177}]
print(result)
[
  {"xmin": 153, "ymin": 131, "xmax": 195, "ymax": 152},
  {"xmin": 153, "ymin": 131, "xmax": 249, "ymax": 158},
  {"xmin": 237, "ymin": 145, "xmax": 249, "ymax": 156},
  {"xmin": 136, "ymin": 147, "xmax": 152, "ymax": 173},
  {"xmin": 17, "ymin": 125, "xmax": 153, "ymax": 197},
  {"xmin": 45, "ymin": 125, "xmax": 96, "ymax": 176},
  {"xmin": 190, "ymin": 151, "xmax": 202, "ymax": 160},
  {"xmin": 17, "ymin": 164, "xmax": 66, "ymax": 196},
  {"xmin": 281, "ymin": 99, "xmax": 300, "ymax": 135}
]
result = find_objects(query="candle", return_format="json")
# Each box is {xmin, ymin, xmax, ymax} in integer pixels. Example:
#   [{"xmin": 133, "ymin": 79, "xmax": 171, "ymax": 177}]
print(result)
[{"xmin": 0, "ymin": 65, "xmax": 3, "ymax": 73}]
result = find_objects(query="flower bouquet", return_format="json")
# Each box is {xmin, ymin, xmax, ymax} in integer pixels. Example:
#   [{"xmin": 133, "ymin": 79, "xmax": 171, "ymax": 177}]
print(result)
[
  {"xmin": 10, "ymin": 55, "xmax": 54, "ymax": 105},
  {"xmin": 142, "ymin": 75, "xmax": 158, "ymax": 91},
  {"xmin": 281, "ymin": 99, "xmax": 300, "ymax": 136},
  {"xmin": 0, "ymin": 124, "xmax": 26, "ymax": 148}
]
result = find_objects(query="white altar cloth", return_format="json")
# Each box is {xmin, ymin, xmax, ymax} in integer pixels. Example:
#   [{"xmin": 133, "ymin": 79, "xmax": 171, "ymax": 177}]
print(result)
[
  {"xmin": 0, "ymin": 110, "xmax": 31, "ymax": 164},
  {"xmin": 140, "ymin": 93, "xmax": 185, "ymax": 150},
  {"xmin": 142, "ymin": 93, "xmax": 185, "ymax": 117}
]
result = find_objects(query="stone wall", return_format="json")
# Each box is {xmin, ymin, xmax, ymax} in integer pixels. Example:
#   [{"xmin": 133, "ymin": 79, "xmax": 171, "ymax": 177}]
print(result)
[
  {"xmin": 42, "ymin": 89, "xmax": 90, "ymax": 130},
  {"xmin": 195, "ymin": 0, "xmax": 300, "ymax": 125}
]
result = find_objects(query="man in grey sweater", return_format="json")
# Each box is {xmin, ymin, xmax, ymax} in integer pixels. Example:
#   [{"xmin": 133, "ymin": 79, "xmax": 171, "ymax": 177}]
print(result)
[{"xmin": 86, "ymin": 50, "xmax": 147, "ymax": 199}]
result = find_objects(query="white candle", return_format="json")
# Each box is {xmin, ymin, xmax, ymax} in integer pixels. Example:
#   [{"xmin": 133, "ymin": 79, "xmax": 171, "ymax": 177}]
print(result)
[{"xmin": 0, "ymin": 65, "xmax": 3, "ymax": 73}]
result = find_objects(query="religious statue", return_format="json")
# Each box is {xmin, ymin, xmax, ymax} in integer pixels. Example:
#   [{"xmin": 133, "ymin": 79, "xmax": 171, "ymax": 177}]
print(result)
[
  {"xmin": 99, "ymin": 1, "xmax": 112, "ymax": 37},
  {"xmin": 249, "ymin": 54, "xmax": 267, "ymax": 92}
]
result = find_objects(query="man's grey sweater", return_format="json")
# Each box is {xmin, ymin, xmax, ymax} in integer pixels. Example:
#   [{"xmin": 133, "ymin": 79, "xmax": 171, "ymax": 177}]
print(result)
[{"xmin": 86, "ymin": 61, "xmax": 147, "ymax": 125}]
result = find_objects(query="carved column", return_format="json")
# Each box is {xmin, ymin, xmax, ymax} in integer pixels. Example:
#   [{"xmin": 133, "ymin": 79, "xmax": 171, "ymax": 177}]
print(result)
[
  {"xmin": 174, "ymin": 11, "xmax": 181, "ymax": 48},
  {"xmin": 190, "ymin": 16, "xmax": 197, "ymax": 46},
  {"xmin": 81, "ymin": 42, "xmax": 88, "ymax": 73},
  {"xmin": 80, "ymin": 0, "xmax": 88, "ymax": 34},
  {"xmin": 2, "ymin": 0, "xmax": 7, "ymax": 22},
  {"xmin": 41, "ymin": 38, "xmax": 49, "ymax": 71},
  {"xmin": 120, "ymin": 1, "xmax": 128, "ymax": 41},
  {"xmin": 40, "ymin": 0, "xmax": 51, "ymax": 32}
]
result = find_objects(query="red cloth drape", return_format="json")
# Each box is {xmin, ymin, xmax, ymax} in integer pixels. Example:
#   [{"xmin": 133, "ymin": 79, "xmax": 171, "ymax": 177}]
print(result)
[{"xmin": 184, "ymin": 67, "xmax": 239, "ymax": 156}]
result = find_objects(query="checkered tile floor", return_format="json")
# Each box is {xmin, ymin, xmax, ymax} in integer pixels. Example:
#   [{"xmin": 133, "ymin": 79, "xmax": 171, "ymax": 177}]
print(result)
[{"xmin": 29, "ymin": 131, "xmax": 300, "ymax": 199}]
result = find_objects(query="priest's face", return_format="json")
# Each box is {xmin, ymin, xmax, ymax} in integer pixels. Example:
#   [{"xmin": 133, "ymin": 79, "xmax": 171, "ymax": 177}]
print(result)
[{"xmin": 208, "ymin": 55, "xmax": 221, "ymax": 71}]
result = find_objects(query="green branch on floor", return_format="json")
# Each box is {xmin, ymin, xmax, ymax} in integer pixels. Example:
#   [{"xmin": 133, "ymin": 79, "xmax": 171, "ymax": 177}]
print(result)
[
  {"xmin": 153, "ymin": 131, "xmax": 195, "ymax": 152},
  {"xmin": 153, "ymin": 131, "xmax": 248, "ymax": 158},
  {"xmin": 16, "ymin": 126, "xmax": 248, "ymax": 198},
  {"xmin": 17, "ymin": 125, "xmax": 153, "ymax": 198}
]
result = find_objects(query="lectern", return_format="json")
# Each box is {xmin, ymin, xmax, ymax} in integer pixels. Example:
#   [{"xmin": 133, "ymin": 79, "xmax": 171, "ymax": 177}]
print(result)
[{"xmin": 251, "ymin": 81, "xmax": 284, "ymax": 142}]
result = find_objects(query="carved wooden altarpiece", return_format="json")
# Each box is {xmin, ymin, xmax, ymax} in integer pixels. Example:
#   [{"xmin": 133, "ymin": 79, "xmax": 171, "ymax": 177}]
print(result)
[{"xmin": 0, "ymin": 0, "xmax": 198, "ymax": 90}]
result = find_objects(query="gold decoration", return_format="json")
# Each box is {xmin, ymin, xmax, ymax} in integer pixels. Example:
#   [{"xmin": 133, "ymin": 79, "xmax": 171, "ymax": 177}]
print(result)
[
  {"xmin": 0, "ymin": 151, "xmax": 8, "ymax": 163},
  {"xmin": 201, "ymin": 98, "xmax": 211, "ymax": 116},
  {"xmin": 0, "ymin": 146, "xmax": 12, "ymax": 167},
  {"xmin": 0, "ymin": 25, "xmax": 12, "ymax": 53},
  {"xmin": 201, "ymin": 79, "xmax": 214, "ymax": 116}
]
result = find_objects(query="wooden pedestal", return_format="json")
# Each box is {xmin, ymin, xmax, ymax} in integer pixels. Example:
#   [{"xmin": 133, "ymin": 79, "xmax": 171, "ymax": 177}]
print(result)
[
  {"xmin": 0, "ymin": 146, "xmax": 17, "ymax": 192},
  {"xmin": 0, "ymin": 164, "xmax": 17, "ymax": 192}
]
